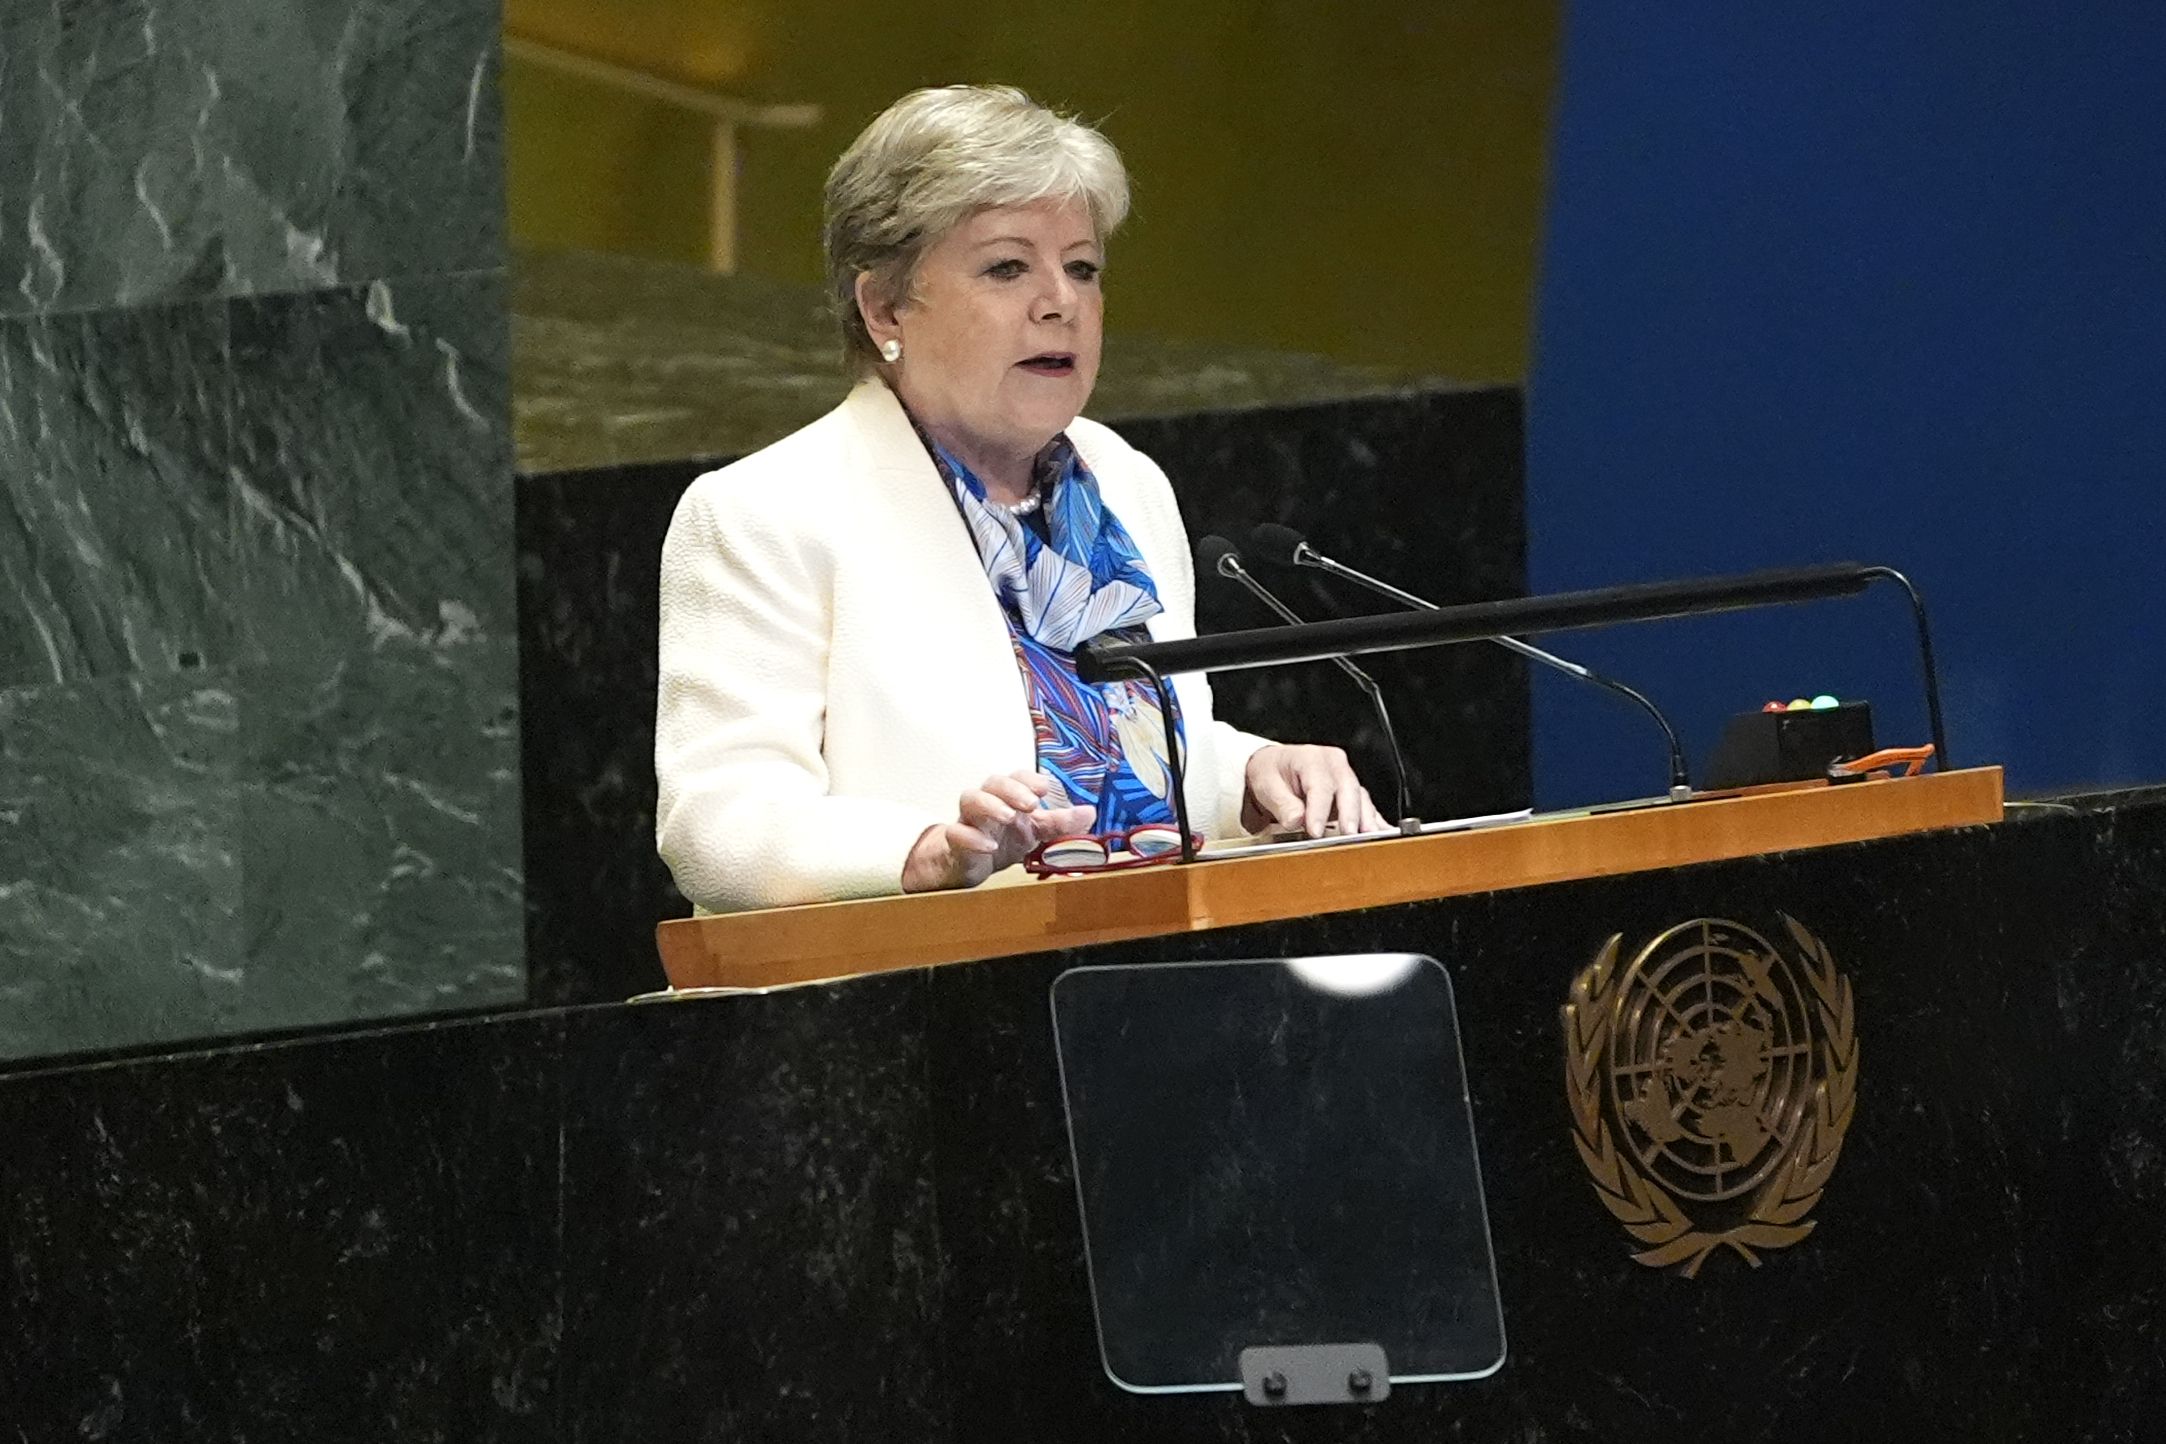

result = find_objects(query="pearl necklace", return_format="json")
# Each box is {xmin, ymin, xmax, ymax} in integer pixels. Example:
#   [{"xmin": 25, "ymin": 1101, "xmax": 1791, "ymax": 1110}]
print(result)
[{"xmin": 1004, "ymin": 486, "xmax": 1045, "ymax": 517}]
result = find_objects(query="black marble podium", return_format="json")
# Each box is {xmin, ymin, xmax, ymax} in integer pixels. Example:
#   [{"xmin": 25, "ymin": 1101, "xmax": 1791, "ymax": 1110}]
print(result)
[{"xmin": 4, "ymin": 788, "xmax": 2164, "ymax": 1441}]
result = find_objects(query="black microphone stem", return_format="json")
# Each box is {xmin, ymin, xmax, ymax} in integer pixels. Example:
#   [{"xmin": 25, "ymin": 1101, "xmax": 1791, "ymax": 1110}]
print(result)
[
  {"xmin": 1292, "ymin": 543, "xmax": 1693, "ymax": 802},
  {"xmin": 1217, "ymin": 554, "xmax": 1414, "ymax": 826},
  {"xmin": 1859, "ymin": 566, "xmax": 1950, "ymax": 771}
]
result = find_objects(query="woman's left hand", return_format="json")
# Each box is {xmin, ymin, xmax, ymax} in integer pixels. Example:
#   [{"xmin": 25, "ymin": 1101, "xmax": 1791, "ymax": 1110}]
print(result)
[{"xmin": 1240, "ymin": 743, "xmax": 1389, "ymax": 838}]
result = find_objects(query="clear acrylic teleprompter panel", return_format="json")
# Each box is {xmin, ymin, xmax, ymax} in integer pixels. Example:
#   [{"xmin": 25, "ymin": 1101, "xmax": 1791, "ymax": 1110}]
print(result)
[{"xmin": 1051, "ymin": 955, "xmax": 1505, "ymax": 1394}]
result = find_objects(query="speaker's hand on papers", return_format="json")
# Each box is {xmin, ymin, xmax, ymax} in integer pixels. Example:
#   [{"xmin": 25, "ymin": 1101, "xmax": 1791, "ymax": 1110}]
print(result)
[
  {"xmin": 1240, "ymin": 744, "xmax": 1388, "ymax": 839},
  {"xmin": 902, "ymin": 770, "xmax": 1096, "ymax": 893}
]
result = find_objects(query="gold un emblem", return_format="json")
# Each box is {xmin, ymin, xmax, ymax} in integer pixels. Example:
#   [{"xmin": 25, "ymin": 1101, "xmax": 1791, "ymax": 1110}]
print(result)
[{"xmin": 1562, "ymin": 915, "xmax": 1857, "ymax": 1276}]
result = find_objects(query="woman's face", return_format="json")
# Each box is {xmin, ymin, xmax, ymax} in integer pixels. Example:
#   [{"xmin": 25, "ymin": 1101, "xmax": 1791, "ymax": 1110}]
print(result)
[{"xmin": 865, "ymin": 196, "xmax": 1104, "ymax": 479}]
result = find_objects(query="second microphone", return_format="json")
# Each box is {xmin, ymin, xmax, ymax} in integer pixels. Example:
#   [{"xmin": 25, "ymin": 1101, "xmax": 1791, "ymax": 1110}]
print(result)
[{"xmin": 1196, "ymin": 534, "xmax": 1416, "ymax": 828}]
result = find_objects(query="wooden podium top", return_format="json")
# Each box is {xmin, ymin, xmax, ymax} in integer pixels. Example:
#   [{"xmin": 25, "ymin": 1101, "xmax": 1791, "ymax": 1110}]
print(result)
[{"xmin": 655, "ymin": 766, "xmax": 2003, "ymax": 992}]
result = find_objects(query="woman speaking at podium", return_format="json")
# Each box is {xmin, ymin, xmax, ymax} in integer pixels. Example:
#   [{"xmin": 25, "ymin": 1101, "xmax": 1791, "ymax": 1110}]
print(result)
[{"xmin": 656, "ymin": 85, "xmax": 1383, "ymax": 914}]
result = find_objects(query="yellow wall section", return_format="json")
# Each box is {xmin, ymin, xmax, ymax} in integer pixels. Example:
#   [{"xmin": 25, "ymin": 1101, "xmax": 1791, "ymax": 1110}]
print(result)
[{"xmin": 505, "ymin": 0, "xmax": 1561, "ymax": 381}]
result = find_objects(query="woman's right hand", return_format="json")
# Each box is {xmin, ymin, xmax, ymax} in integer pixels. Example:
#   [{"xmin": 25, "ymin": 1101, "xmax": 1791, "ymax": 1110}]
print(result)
[{"xmin": 901, "ymin": 770, "xmax": 1097, "ymax": 893}]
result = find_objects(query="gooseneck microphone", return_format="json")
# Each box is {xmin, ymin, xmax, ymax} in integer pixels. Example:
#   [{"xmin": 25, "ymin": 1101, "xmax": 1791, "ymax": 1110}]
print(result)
[
  {"xmin": 1247, "ymin": 524, "xmax": 1694, "ymax": 801},
  {"xmin": 1196, "ymin": 535, "xmax": 1416, "ymax": 827}
]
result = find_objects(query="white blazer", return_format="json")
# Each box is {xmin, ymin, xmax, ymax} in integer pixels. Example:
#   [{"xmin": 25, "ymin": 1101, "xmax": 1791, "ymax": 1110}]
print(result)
[{"xmin": 655, "ymin": 380, "xmax": 1273, "ymax": 913}]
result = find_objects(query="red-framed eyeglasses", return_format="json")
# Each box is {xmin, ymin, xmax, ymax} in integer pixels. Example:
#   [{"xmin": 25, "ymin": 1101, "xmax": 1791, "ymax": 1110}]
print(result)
[{"xmin": 1024, "ymin": 823, "xmax": 1203, "ymax": 877}]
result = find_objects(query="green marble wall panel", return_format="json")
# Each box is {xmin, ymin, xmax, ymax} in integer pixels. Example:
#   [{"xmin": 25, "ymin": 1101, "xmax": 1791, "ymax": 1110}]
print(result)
[
  {"xmin": 229, "ymin": 274, "xmax": 515, "ymax": 653},
  {"xmin": 37, "ymin": 0, "xmax": 229, "ymax": 310},
  {"xmin": 235, "ymin": 642, "xmax": 521, "ymax": 1032},
  {"xmin": 214, "ymin": 0, "xmax": 503, "ymax": 297},
  {"xmin": 0, "ymin": 667, "xmax": 242, "ymax": 1059},
  {"xmin": 0, "ymin": 279, "xmax": 522, "ymax": 1060},
  {"xmin": 0, "ymin": 0, "xmax": 516, "ymax": 1062},
  {"xmin": 1, "ymin": 0, "xmax": 501, "ymax": 318},
  {"xmin": 0, "ymin": 301, "xmax": 236, "ymax": 687},
  {"xmin": 0, "ymin": 0, "xmax": 57, "ymax": 312},
  {"xmin": 228, "ymin": 274, "xmax": 521, "ymax": 1033}
]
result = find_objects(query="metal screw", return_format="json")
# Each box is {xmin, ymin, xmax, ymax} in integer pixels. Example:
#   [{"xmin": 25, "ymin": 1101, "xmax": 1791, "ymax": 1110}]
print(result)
[
  {"xmin": 1261, "ymin": 1371, "xmax": 1287, "ymax": 1399},
  {"xmin": 1348, "ymin": 1367, "xmax": 1374, "ymax": 1394}
]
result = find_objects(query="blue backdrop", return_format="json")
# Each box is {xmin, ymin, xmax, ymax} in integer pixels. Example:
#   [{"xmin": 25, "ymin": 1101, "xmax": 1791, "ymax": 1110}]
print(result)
[{"xmin": 1526, "ymin": 0, "xmax": 2166, "ymax": 807}]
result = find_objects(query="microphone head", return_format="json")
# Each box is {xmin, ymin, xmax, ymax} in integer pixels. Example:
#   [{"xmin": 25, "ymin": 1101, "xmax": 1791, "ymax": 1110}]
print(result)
[
  {"xmin": 1246, "ymin": 523, "xmax": 1309, "ymax": 568},
  {"xmin": 1195, "ymin": 534, "xmax": 1243, "ymax": 579}
]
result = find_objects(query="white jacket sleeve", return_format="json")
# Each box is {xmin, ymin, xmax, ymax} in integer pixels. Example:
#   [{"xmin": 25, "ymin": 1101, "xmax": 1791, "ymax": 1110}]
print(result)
[
  {"xmin": 654, "ymin": 475, "xmax": 940, "ymax": 913},
  {"xmin": 1205, "ymin": 718, "xmax": 1274, "ymax": 836}
]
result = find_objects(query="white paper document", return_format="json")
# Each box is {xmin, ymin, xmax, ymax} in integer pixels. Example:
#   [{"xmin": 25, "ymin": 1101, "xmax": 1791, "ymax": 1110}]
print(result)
[{"xmin": 1202, "ymin": 807, "xmax": 1535, "ymax": 861}]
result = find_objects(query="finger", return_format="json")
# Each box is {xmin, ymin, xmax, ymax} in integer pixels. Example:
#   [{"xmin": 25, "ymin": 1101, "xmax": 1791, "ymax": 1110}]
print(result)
[
  {"xmin": 1258, "ymin": 788, "xmax": 1305, "ymax": 833},
  {"xmin": 983, "ymin": 774, "xmax": 1045, "ymax": 814},
  {"xmin": 1031, "ymin": 803, "xmax": 1097, "ymax": 841},
  {"xmin": 957, "ymin": 796, "xmax": 1013, "ymax": 831},
  {"xmin": 945, "ymin": 821, "xmax": 1000, "ymax": 856},
  {"xmin": 1302, "ymin": 758, "xmax": 1336, "ymax": 838},
  {"xmin": 958, "ymin": 789, "xmax": 1020, "ymax": 833},
  {"xmin": 900, "ymin": 823, "xmax": 953, "ymax": 893},
  {"xmin": 1248, "ymin": 763, "xmax": 1305, "ymax": 832},
  {"xmin": 943, "ymin": 824, "xmax": 1002, "ymax": 889},
  {"xmin": 1009, "ymin": 769, "xmax": 1055, "ymax": 798},
  {"xmin": 1331, "ymin": 764, "xmax": 1366, "ymax": 839},
  {"xmin": 1359, "ymin": 789, "xmax": 1389, "ymax": 834}
]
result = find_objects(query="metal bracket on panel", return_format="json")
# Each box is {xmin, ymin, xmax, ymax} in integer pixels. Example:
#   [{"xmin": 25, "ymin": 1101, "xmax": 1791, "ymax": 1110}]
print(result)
[{"xmin": 1238, "ymin": 1343, "xmax": 1390, "ymax": 1406}]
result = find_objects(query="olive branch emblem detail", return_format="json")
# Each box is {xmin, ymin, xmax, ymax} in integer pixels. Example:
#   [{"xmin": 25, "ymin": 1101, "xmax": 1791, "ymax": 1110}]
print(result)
[{"xmin": 1562, "ymin": 914, "xmax": 1858, "ymax": 1277}]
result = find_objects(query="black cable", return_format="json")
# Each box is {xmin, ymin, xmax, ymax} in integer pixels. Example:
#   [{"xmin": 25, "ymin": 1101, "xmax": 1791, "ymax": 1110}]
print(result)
[
  {"xmin": 1861, "ymin": 566, "xmax": 1951, "ymax": 771},
  {"xmin": 1354, "ymin": 677, "xmax": 1413, "ymax": 827},
  {"xmin": 1127, "ymin": 657, "xmax": 1196, "ymax": 864}
]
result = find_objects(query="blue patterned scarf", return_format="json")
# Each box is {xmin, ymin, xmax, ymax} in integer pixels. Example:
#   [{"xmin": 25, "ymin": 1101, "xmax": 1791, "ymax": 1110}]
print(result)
[
  {"xmin": 916, "ymin": 421, "xmax": 1182, "ymax": 829},
  {"xmin": 918, "ymin": 430, "xmax": 1164, "ymax": 648}
]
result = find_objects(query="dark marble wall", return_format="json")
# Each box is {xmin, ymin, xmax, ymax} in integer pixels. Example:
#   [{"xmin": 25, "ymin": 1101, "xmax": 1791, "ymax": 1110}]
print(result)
[
  {"xmin": 517, "ymin": 387, "xmax": 1528, "ymax": 1006},
  {"xmin": 0, "ymin": 0, "xmax": 520, "ymax": 1060},
  {"xmin": 4, "ymin": 793, "xmax": 2163, "ymax": 1439}
]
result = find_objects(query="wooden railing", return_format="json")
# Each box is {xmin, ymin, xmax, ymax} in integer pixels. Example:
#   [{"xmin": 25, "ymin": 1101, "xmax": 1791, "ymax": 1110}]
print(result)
[{"xmin": 502, "ymin": 34, "xmax": 821, "ymax": 274}]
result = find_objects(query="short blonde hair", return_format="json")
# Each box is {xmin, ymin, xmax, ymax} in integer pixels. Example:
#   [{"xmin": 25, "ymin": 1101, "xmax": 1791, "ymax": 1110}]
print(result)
[{"xmin": 823, "ymin": 85, "xmax": 1131, "ymax": 377}]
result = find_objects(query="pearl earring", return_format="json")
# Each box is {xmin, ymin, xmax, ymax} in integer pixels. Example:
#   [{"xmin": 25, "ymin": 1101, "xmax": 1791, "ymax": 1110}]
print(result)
[{"xmin": 880, "ymin": 339, "xmax": 902, "ymax": 363}]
